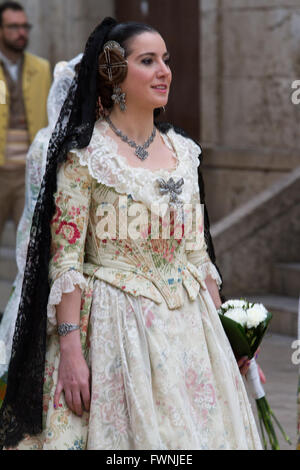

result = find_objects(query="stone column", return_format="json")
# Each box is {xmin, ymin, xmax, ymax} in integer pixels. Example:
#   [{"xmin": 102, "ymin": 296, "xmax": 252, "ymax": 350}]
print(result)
[{"xmin": 200, "ymin": 0, "xmax": 300, "ymax": 221}]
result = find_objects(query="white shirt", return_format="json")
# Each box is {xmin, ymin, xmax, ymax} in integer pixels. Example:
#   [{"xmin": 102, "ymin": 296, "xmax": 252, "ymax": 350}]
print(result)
[{"xmin": 0, "ymin": 49, "xmax": 21, "ymax": 82}]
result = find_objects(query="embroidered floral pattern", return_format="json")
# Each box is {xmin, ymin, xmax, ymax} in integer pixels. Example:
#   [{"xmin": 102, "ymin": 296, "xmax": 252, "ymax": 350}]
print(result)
[
  {"xmin": 55, "ymin": 221, "xmax": 81, "ymax": 244},
  {"xmin": 71, "ymin": 118, "xmax": 201, "ymax": 214},
  {"xmin": 12, "ymin": 125, "xmax": 261, "ymax": 450}
]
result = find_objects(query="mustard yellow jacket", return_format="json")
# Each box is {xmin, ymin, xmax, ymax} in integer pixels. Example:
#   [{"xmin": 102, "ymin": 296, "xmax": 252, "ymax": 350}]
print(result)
[{"xmin": 0, "ymin": 51, "xmax": 52, "ymax": 166}]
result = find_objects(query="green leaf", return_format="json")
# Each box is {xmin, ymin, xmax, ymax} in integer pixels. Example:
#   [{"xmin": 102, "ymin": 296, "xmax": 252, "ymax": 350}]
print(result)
[
  {"xmin": 218, "ymin": 315, "xmax": 251, "ymax": 358},
  {"xmin": 219, "ymin": 311, "xmax": 273, "ymax": 359}
]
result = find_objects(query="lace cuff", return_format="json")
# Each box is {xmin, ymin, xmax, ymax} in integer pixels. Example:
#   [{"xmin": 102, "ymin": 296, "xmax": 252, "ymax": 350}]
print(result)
[
  {"xmin": 195, "ymin": 261, "xmax": 222, "ymax": 289},
  {"xmin": 47, "ymin": 270, "xmax": 87, "ymax": 335}
]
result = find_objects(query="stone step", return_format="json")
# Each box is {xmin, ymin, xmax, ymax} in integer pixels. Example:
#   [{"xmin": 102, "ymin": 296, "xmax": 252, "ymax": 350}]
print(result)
[
  {"xmin": 272, "ymin": 262, "xmax": 300, "ymax": 298},
  {"xmin": 0, "ymin": 247, "xmax": 17, "ymax": 283},
  {"xmin": 0, "ymin": 279, "xmax": 13, "ymax": 315},
  {"xmin": 246, "ymin": 294, "xmax": 299, "ymax": 337},
  {"xmin": 0, "ymin": 221, "xmax": 16, "ymax": 249}
]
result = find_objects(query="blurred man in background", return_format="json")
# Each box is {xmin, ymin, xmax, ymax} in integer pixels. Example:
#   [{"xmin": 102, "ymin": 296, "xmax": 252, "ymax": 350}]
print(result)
[{"xmin": 0, "ymin": 1, "xmax": 51, "ymax": 240}]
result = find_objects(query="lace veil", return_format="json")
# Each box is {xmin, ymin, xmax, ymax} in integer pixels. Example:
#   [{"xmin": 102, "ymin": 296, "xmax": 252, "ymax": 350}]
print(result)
[
  {"xmin": 0, "ymin": 54, "xmax": 82, "ymax": 380},
  {"xmin": 0, "ymin": 17, "xmax": 118, "ymax": 449},
  {"xmin": 0, "ymin": 17, "xmax": 222, "ymax": 448}
]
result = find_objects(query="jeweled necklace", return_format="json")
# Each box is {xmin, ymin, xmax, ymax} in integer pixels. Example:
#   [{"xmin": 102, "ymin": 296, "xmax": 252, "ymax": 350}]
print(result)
[{"xmin": 106, "ymin": 115, "xmax": 156, "ymax": 160}]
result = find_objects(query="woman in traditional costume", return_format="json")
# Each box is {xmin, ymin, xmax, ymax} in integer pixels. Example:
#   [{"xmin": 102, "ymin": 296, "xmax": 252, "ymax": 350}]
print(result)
[{"xmin": 0, "ymin": 18, "xmax": 261, "ymax": 450}]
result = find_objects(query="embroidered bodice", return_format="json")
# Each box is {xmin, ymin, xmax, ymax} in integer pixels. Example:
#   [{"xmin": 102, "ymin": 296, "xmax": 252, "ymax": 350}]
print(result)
[
  {"xmin": 73, "ymin": 120, "xmax": 201, "ymax": 216},
  {"xmin": 48, "ymin": 120, "xmax": 221, "ymax": 330}
]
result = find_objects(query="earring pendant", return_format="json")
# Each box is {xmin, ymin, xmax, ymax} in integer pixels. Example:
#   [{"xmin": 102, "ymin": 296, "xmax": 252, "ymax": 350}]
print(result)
[{"xmin": 112, "ymin": 85, "xmax": 126, "ymax": 111}]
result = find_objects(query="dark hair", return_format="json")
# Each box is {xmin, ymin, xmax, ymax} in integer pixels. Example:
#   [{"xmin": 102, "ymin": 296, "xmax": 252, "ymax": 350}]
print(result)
[
  {"xmin": 0, "ymin": 1, "xmax": 24, "ymax": 25},
  {"xmin": 107, "ymin": 21, "xmax": 158, "ymax": 57},
  {"xmin": 98, "ymin": 21, "xmax": 160, "ymax": 111}
]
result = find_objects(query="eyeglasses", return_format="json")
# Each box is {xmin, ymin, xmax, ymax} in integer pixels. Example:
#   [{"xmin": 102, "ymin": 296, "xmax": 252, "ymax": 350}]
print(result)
[{"xmin": 1, "ymin": 23, "xmax": 32, "ymax": 32}]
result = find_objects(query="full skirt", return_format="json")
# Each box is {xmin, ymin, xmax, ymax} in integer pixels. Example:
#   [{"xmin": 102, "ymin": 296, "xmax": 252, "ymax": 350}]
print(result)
[{"xmin": 12, "ymin": 280, "xmax": 262, "ymax": 450}]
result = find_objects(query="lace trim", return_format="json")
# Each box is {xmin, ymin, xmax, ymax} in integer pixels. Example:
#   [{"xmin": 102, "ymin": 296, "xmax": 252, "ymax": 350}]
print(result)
[
  {"xmin": 47, "ymin": 270, "xmax": 87, "ymax": 334},
  {"xmin": 70, "ymin": 120, "xmax": 201, "ymax": 212},
  {"xmin": 196, "ymin": 261, "xmax": 222, "ymax": 289}
]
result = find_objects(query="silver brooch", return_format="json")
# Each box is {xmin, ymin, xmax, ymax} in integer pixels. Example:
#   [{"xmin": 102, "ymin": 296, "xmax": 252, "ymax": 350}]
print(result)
[{"xmin": 157, "ymin": 177, "xmax": 184, "ymax": 208}]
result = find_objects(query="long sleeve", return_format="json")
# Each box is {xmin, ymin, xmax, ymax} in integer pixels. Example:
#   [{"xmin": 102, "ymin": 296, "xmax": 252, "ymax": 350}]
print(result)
[
  {"xmin": 185, "ymin": 191, "xmax": 222, "ymax": 289},
  {"xmin": 47, "ymin": 151, "xmax": 92, "ymax": 333}
]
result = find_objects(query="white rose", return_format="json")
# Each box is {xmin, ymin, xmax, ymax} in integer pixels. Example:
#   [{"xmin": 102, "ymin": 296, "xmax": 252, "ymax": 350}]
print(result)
[
  {"xmin": 246, "ymin": 304, "xmax": 268, "ymax": 328},
  {"xmin": 224, "ymin": 307, "xmax": 248, "ymax": 327},
  {"xmin": 222, "ymin": 299, "xmax": 247, "ymax": 310}
]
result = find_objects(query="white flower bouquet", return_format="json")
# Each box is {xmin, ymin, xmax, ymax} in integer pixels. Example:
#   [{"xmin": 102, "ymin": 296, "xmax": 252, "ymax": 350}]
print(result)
[
  {"xmin": 218, "ymin": 299, "xmax": 291, "ymax": 450},
  {"xmin": 218, "ymin": 299, "xmax": 272, "ymax": 359}
]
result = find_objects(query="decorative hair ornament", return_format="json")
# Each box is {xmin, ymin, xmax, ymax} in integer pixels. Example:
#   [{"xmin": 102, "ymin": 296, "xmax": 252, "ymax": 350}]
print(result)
[
  {"xmin": 98, "ymin": 40, "xmax": 127, "ymax": 82},
  {"xmin": 98, "ymin": 40, "xmax": 128, "ymax": 111},
  {"xmin": 104, "ymin": 40, "xmax": 125, "ymax": 58}
]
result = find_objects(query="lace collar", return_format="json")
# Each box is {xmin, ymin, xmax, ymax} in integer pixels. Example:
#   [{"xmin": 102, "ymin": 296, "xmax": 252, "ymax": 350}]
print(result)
[{"xmin": 71, "ymin": 119, "xmax": 202, "ymax": 213}]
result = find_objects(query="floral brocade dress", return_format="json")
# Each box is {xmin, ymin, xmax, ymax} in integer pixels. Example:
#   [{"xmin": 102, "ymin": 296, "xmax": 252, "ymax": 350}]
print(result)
[{"xmin": 13, "ymin": 119, "xmax": 262, "ymax": 450}]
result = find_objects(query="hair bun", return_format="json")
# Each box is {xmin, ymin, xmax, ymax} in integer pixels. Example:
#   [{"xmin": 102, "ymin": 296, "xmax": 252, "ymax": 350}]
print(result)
[{"xmin": 98, "ymin": 44, "xmax": 128, "ymax": 85}]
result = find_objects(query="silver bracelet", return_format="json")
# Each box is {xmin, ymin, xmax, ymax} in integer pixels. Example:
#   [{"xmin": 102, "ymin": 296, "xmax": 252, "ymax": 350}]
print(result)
[{"xmin": 57, "ymin": 322, "xmax": 80, "ymax": 336}]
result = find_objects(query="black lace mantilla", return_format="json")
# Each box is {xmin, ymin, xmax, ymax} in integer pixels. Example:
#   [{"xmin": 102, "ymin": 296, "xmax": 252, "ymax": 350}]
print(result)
[{"xmin": 0, "ymin": 19, "xmax": 223, "ymax": 450}]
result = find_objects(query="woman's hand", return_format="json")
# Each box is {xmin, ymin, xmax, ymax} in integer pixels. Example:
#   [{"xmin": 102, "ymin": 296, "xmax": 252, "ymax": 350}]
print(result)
[
  {"xmin": 237, "ymin": 356, "xmax": 251, "ymax": 376},
  {"xmin": 237, "ymin": 348, "xmax": 266, "ymax": 381},
  {"xmin": 54, "ymin": 333, "xmax": 91, "ymax": 416}
]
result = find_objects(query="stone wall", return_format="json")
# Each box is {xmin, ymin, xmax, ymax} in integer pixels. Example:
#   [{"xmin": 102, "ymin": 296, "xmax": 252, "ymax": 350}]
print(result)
[
  {"xmin": 211, "ymin": 167, "xmax": 300, "ymax": 297},
  {"xmin": 20, "ymin": 0, "xmax": 114, "ymax": 66},
  {"xmin": 200, "ymin": 0, "xmax": 300, "ymax": 222}
]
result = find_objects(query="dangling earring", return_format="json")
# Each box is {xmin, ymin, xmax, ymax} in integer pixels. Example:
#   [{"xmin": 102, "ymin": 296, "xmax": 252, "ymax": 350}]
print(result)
[
  {"xmin": 98, "ymin": 40, "xmax": 128, "ymax": 112},
  {"xmin": 111, "ymin": 85, "xmax": 126, "ymax": 112},
  {"xmin": 162, "ymin": 106, "xmax": 166, "ymax": 113}
]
